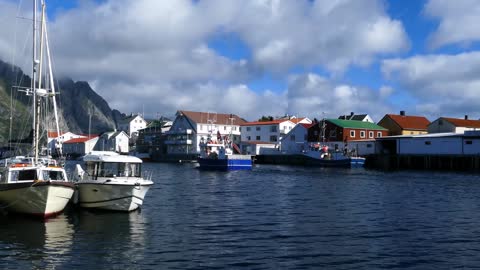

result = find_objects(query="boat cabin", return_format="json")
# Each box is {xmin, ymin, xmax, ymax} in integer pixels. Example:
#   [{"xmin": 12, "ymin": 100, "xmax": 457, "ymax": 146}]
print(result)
[
  {"xmin": 0, "ymin": 157, "xmax": 67, "ymax": 183},
  {"xmin": 80, "ymin": 151, "xmax": 143, "ymax": 179}
]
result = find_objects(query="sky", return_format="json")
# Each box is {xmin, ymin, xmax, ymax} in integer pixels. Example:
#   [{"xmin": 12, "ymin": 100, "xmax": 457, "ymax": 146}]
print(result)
[{"xmin": 1, "ymin": 0, "xmax": 480, "ymax": 122}]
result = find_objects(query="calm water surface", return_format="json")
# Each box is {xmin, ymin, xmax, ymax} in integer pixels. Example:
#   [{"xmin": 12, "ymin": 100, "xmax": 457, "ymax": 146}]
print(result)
[{"xmin": 1, "ymin": 163, "xmax": 480, "ymax": 269}]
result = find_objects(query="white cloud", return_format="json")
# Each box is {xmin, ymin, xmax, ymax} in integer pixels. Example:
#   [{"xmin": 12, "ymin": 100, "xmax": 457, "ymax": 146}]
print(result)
[
  {"xmin": 0, "ymin": 0, "xmax": 408, "ymax": 120},
  {"xmin": 425, "ymin": 0, "xmax": 480, "ymax": 49},
  {"xmin": 382, "ymin": 52, "xmax": 480, "ymax": 118},
  {"xmin": 286, "ymin": 73, "xmax": 393, "ymax": 122}
]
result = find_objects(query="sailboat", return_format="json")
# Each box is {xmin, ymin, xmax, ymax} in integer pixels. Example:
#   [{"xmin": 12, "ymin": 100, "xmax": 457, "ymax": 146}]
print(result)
[{"xmin": 0, "ymin": 0, "xmax": 74, "ymax": 218}]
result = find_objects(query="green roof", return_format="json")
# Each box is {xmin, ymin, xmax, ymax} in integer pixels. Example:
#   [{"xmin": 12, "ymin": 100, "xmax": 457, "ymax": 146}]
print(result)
[{"xmin": 326, "ymin": 119, "xmax": 387, "ymax": 130}]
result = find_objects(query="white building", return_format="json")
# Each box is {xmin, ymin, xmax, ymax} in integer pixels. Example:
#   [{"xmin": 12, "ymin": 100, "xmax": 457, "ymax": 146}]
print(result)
[
  {"xmin": 118, "ymin": 114, "xmax": 147, "ymax": 137},
  {"xmin": 47, "ymin": 131, "xmax": 87, "ymax": 156},
  {"xmin": 428, "ymin": 117, "xmax": 480, "ymax": 134},
  {"xmin": 278, "ymin": 123, "xmax": 313, "ymax": 153},
  {"xmin": 63, "ymin": 136, "xmax": 99, "ymax": 157},
  {"xmin": 377, "ymin": 131, "xmax": 480, "ymax": 155},
  {"xmin": 240, "ymin": 119, "xmax": 298, "ymax": 144},
  {"xmin": 94, "ymin": 131, "xmax": 129, "ymax": 153},
  {"xmin": 166, "ymin": 110, "xmax": 246, "ymax": 155}
]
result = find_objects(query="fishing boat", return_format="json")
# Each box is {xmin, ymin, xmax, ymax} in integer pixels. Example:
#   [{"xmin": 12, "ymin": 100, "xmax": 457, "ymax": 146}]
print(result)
[
  {"xmin": 198, "ymin": 129, "xmax": 252, "ymax": 171},
  {"xmin": 302, "ymin": 145, "xmax": 365, "ymax": 168},
  {"xmin": 0, "ymin": 0, "xmax": 75, "ymax": 218},
  {"xmin": 73, "ymin": 151, "xmax": 154, "ymax": 211}
]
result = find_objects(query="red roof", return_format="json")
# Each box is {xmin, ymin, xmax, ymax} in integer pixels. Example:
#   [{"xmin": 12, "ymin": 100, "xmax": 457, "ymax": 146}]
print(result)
[
  {"xmin": 441, "ymin": 117, "xmax": 480, "ymax": 128},
  {"xmin": 290, "ymin": 118, "xmax": 307, "ymax": 124},
  {"xmin": 384, "ymin": 114, "xmax": 430, "ymax": 130},
  {"xmin": 240, "ymin": 119, "xmax": 289, "ymax": 126},
  {"xmin": 300, "ymin": 123, "xmax": 315, "ymax": 129},
  {"xmin": 47, "ymin": 131, "xmax": 66, "ymax": 138},
  {"xmin": 178, "ymin": 110, "xmax": 246, "ymax": 125},
  {"xmin": 64, "ymin": 136, "xmax": 97, "ymax": 144}
]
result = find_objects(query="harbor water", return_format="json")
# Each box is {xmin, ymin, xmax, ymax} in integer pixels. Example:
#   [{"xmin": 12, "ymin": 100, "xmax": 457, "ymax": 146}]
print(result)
[{"xmin": 2, "ymin": 163, "xmax": 480, "ymax": 269}]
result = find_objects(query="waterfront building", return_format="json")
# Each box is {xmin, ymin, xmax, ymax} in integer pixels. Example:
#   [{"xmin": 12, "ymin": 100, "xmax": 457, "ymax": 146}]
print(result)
[
  {"xmin": 428, "ymin": 116, "xmax": 480, "ymax": 134},
  {"xmin": 240, "ymin": 119, "xmax": 300, "ymax": 145},
  {"xmin": 165, "ymin": 110, "xmax": 245, "ymax": 157},
  {"xmin": 47, "ymin": 131, "xmax": 87, "ymax": 156},
  {"xmin": 309, "ymin": 119, "xmax": 388, "ymax": 142},
  {"xmin": 117, "ymin": 114, "xmax": 147, "ymax": 138},
  {"xmin": 377, "ymin": 111, "xmax": 430, "ymax": 136},
  {"xmin": 94, "ymin": 130, "xmax": 129, "ymax": 153},
  {"xmin": 63, "ymin": 136, "xmax": 99, "ymax": 157}
]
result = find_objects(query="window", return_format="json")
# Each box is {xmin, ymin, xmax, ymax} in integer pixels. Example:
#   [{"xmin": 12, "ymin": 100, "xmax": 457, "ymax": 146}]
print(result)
[
  {"xmin": 366, "ymin": 144, "xmax": 373, "ymax": 148},
  {"xmin": 270, "ymin": 126, "xmax": 277, "ymax": 132},
  {"xmin": 224, "ymin": 126, "xmax": 226, "ymax": 130},
  {"xmin": 256, "ymin": 136, "xmax": 261, "ymax": 140},
  {"xmin": 425, "ymin": 141, "xmax": 431, "ymax": 145},
  {"xmin": 256, "ymin": 127, "xmax": 261, "ymax": 131},
  {"xmin": 270, "ymin": 135, "xmax": 277, "ymax": 142},
  {"xmin": 377, "ymin": 132, "xmax": 382, "ymax": 137},
  {"xmin": 247, "ymin": 136, "xmax": 251, "ymax": 141},
  {"xmin": 246, "ymin": 127, "xmax": 251, "ymax": 131},
  {"xmin": 290, "ymin": 135, "xmax": 296, "ymax": 141},
  {"xmin": 369, "ymin": 131, "xmax": 374, "ymax": 138},
  {"xmin": 329, "ymin": 130, "xmax": 337, "ymax": 138},
  {"xmin": 466, "ymin": 140, "xmax": 473, "ymax": 145},
  {"xmin": 350, "ymin": 130, "xmax": 355, "ymax": 138},
  {"xmin": 439, "ymin": 119, "xmax": 443, "ymax": 125},
  {"xmin": 360, "ymin": 131, "xmax": 366, "ymax": 138}
]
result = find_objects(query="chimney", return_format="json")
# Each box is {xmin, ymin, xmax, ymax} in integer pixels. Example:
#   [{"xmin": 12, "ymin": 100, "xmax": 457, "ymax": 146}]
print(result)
[
  {"xmin": 465, "ymin": 115, "xmax": 469, "ymax": 120},
  {"xmin": 400, "ymin": 110, "xmax": 405, "ymax": 116}
]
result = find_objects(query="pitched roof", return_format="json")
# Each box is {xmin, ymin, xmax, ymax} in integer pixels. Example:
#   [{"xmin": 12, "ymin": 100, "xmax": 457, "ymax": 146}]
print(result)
[
  {"xmin": 47, "ymin": 131, "xmax": 66, "ymax": 138},
  {"xmin": 385, "ymin": 114, "xmax": 430, "ymax": 130},
  {"xmin": 300, "ymin": 123, "xmax": 315, "ymax": 129},
  {"xmin": 241, "ymin": 119, "xmax": 289, "ymax": 126},
  {"xmin": 178, "ymin": 110, "xmax": 246, "ymax": 125},
  {"xmin": 290, "ymin": 117, "xmax": 307, "ymax": 124},
  {"xmin": 64, "ymin": 136, "xmax": 98, "ymax": 144},
  {"xmin": 326, "ymin": 119, "xmax": 387, "ymax": 130},
  {"xmin": 441, "ymin": 117, "xmax": 480, "ymax": 128},
  {"xmin": 338, "ymin": 114, "xmax": 369, "ymax": 121}
]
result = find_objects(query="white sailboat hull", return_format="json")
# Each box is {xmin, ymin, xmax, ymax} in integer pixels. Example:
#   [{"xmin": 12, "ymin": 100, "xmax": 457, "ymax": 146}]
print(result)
[
  {"xmin": 0, "ymin": 182, "xmax": 75, "ymax": 218},
  {"xmin": 76, "ymin": 181, "xmax": 152, "ymax": 211}
]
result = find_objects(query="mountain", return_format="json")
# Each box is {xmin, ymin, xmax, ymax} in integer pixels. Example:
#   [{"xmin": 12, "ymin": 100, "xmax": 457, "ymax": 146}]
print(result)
[{"xmin": 0, "ymin": 59, "xmax": 119, "ymax": 143}]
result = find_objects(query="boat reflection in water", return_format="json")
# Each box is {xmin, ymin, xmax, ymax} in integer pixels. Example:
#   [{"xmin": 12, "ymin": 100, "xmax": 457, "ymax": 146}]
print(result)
[
  {"xmin": 68, "ymin": 209, "xmax": 147, "ymax": 267},
  {"xmin": 0, "ymin": 213, "xmax": 74, "ymax": 269}
]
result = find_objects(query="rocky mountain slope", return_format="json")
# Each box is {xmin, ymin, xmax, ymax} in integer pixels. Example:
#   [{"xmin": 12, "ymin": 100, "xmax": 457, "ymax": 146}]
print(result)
[{"xmin": 0, "ymin": 59, "xmax": 121, "ymax": 143}]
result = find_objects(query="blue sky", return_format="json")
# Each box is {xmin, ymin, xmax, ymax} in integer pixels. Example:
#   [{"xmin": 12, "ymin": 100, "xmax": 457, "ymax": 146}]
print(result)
[{"xmin": 1, "ymin": 0, "xmax": 480, "ymax": 121}]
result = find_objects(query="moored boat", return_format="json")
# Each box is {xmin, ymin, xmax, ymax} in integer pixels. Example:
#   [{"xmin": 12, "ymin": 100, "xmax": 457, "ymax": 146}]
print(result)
[
  {"xmin": 198, "ymin": 133, "xmax": 252, "ymax": 171},
  {"xmin": 0, "ymin": 157, "xmax": 74, "ymax": 218},
  {"xmin": 0, "ymin": 0, "xmax": 75, "ymax": 218},
  {"xmin": 73, "ymin": 151, "xmax": 154, "ymax": 211},
  {"xmin": 302, "ymin": 145, "xmax": 365, "ymax": 168}
]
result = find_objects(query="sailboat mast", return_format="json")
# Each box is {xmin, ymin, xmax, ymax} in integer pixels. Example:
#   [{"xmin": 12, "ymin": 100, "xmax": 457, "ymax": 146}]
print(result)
[
  {"xmin": 44, "ymin": 12, "xmax": 63, "ymax": 157},
  {"xmin": 32, "ymin": 0, "xmax": 39, "ymax": 163}
]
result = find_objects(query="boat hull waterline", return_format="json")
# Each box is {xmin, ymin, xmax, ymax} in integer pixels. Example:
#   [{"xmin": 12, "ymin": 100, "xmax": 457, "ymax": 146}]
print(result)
[
  {"xmin": 198, "ymin": 158, "xmax": 252, "ymax": 171},
  {"xmin": 75, "ymin": 182, "xmax": 153, "ymax": 211},
  {"xmin": 0, "ymin": 181, "xmax": 74, "ymax": 218}
]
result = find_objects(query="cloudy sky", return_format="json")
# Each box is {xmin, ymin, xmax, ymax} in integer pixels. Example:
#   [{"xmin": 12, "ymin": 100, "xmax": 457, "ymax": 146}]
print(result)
[{"xmin": 0, "ymin": 0, "xmax": 479, "ymax": 122}]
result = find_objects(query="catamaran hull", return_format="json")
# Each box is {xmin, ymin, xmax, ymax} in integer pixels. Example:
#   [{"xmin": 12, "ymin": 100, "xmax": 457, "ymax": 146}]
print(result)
[
  {"xmin": 75, "ymin": 183, "xmax": 152, "ymax": 211},
  {"xmin": 0, "ymin": 182, "xmax": 75, "ymax": 218}
]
